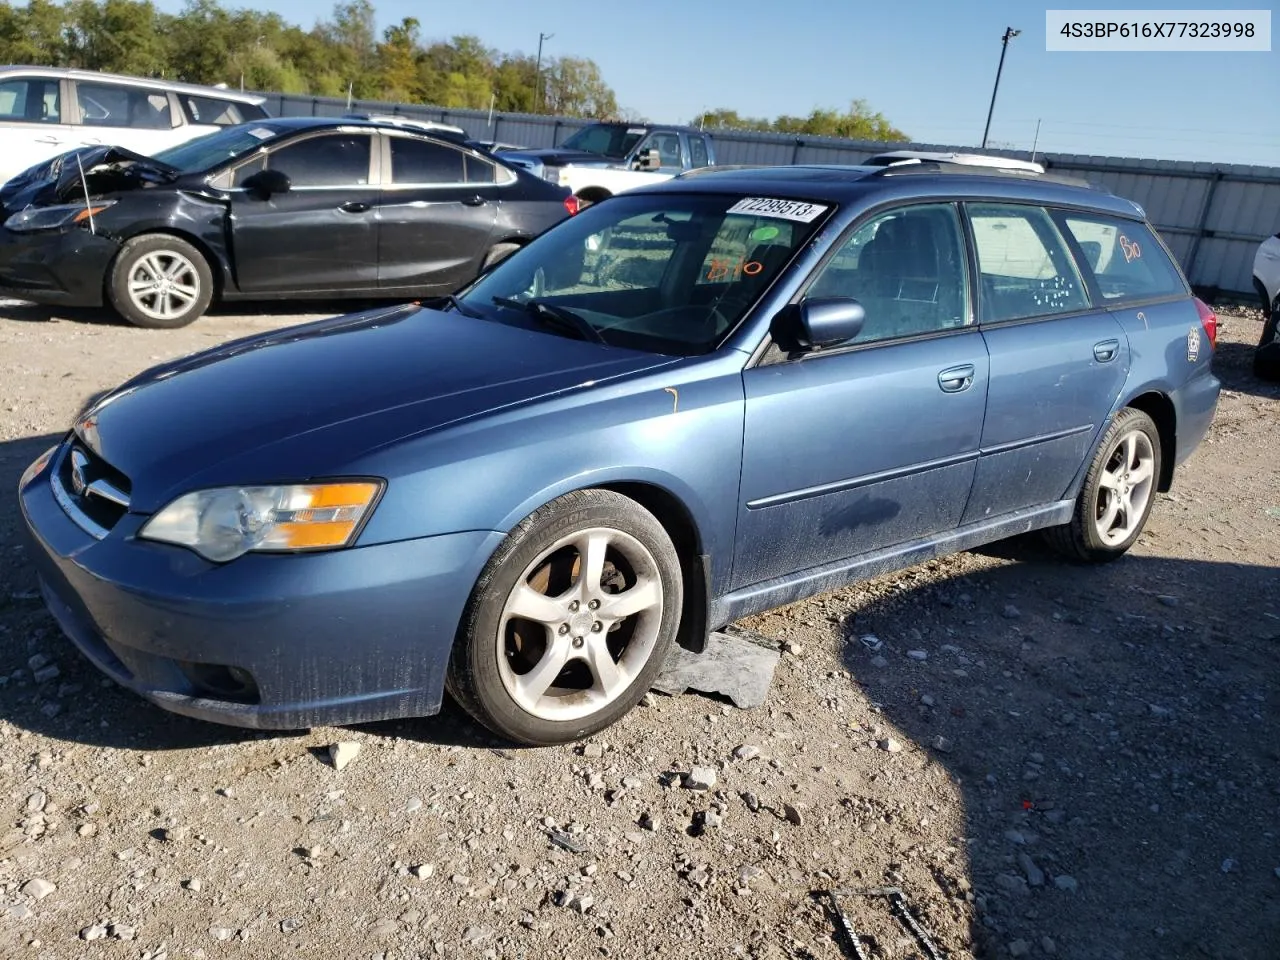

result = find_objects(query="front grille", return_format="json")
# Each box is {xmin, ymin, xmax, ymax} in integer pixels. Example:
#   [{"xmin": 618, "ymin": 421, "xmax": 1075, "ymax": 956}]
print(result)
[{"xmin": 50, "ymin": 442, "xmax": 131, "ymax": 538}]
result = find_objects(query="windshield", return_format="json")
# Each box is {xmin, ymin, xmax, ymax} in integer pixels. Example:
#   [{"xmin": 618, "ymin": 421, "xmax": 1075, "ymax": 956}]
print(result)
[
  {"xmin": 458, "ymin": 192, "xmax": 834, "ymax": 356},
  {"xmin": 152, "ymin": 124, "xmax": 282, "ymax": 173},
  {"xmin": 559, "ymin": 124, "xmax": 646, "ymax": 159}
]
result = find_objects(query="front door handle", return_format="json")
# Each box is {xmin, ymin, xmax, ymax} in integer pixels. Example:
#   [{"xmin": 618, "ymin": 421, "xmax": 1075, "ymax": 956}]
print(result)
[
  {"xmin": 34, "ymin": 135, "xmax": 62, "ymax": 144},
  {"xmin": 338, "ymin": 201, "xmax": 370, "ymax": 214},
  {"xmin": 1093, "ymin": 338, "xmax": 1120, "ymax": 363},
  {"xmin": 461, "ymin": 196, "xmax": 487, "ymax": 207},
  {"xmin": 938, "ymin": 364, "xmax": 975, "ymax": 393}
]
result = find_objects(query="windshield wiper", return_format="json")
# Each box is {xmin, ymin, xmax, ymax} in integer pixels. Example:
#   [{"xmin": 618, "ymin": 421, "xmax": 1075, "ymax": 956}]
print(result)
[
  {"xmin": 492, "ymin": 297, "xmax": 607, "ymax": 345},
  {"xmin": 433, "ymin": 294, "xmax": 484, "ymax": 319}
]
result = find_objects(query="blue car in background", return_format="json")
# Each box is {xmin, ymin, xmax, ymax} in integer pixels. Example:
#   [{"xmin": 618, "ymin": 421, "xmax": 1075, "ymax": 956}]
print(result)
[{"xmin": 17, "ymin": 162, "xmax": 1220, "ymax": 745}]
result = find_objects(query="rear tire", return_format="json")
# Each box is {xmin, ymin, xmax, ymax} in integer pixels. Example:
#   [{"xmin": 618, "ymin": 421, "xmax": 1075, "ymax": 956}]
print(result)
[
  {"xmin": 1045, "ymin": 407, "xmax": 1162, "ymax": 563},
  {"xmin": 107, "ymin": 234, "xmax": 213, "ymax": 329},
  {"xmin": 1254, "ymin": 308, "xmax": 1280, "ymax": 381},
  {"xmin": 447, "ymin": 489, "xmax": 682, "ymax": 746}
]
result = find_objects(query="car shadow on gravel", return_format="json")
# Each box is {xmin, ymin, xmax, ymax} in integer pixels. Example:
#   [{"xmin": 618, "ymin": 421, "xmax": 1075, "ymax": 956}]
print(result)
[
  {"xmin": 1213, "ymin": 323, "xmax": 1280, "ymax": 400},
  {"xmin": 836, "ymin": 543, "xmax": 1280, "ymax": 960}
]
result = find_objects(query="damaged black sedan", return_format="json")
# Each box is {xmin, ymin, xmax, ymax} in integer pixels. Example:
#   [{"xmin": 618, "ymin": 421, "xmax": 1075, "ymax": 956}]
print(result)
[{"xmin": 0, "ymin": 117, "xmax": 578, "ymax": 328}]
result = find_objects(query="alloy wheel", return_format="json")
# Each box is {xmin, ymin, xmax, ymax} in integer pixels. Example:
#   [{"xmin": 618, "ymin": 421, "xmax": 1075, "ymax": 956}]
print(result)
[
  {"xmin": 1093, "ymin": 429, "xmax": 1156, "ymax": 546},
  {"xmin": 496, "ymin": 526, "xmax": 664, "ymax": 722},
  {"xmin": 127, "ymin": 250, "xmax": 202, "ymax": 322}
]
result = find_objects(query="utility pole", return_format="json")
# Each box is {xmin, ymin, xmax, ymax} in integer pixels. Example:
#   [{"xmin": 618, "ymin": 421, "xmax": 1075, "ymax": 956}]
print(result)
[
  {"xmin": 1030, "ymin": 118, "xmax": 1042, "ymax": 163},
  {"xmin": 534, "ymin": 32, "xmax": 554, "ymax": 111},
  {"xmin": 981, "ymin": 26, "xmax": 1020, "ymax": 149}
]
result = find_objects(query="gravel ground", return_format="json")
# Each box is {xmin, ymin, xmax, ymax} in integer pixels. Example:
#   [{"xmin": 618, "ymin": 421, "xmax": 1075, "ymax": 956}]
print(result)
[{"xmin": 0, "ymin": 299, "xmax": 1277, "ymax": 960}]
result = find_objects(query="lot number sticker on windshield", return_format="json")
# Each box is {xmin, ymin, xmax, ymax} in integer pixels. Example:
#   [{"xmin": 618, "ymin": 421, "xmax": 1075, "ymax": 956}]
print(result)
[{"xmin": 728, "ymin": 197, "xmax": 828, "ymax": 223}]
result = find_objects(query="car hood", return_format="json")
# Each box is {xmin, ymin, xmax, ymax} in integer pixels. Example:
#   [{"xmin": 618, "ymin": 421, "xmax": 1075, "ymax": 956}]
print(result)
[
  {"xmin": 499, "ymin": 148, "xmax": 619, "ymax": 169},
  {"xmin": 0, "ymin": 146, "xmax": 179, "ymax": 216},
  {"xmin": 73, "ymin": 303, "xmax": 678, "ymax": 512}
]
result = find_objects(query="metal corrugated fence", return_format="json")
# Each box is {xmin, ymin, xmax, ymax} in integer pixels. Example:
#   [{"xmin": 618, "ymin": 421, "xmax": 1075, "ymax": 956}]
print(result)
[{"xmin": 257, "ymin": 91, "xmax": 1279, "ymax": 299}]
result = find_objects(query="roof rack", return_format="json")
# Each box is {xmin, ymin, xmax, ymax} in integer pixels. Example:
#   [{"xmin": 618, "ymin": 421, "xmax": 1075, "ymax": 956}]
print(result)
[{"xmin": 870, "ymin": 160, "xmax": 1102, "ymax": 191}]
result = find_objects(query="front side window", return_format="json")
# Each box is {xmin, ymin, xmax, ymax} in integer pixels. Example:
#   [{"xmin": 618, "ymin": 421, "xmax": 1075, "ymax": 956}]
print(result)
[
  {"xmin": 267, "ymin": 134, "xmax": 372, "ymax": 187},
  {"xmin": 458, "ymin": 193, "xmax": 833, "ymax": 355},
  {"xmin": 968, "ymin": 203, "xmax": 1088, "ymax": 323},
  {"xmin": 1060, "ymin": 214, "xmax": 1186, "ymax": 302},
  {"xmin": 0, "ymin": 78, "xmax": 60, "ymax": 123},
  {"xmin": 75, "ymin": 82, "xmax": 174, "ymax": 129},
  {"xmin": 634, "ymin": 132, "xmax": 682, "ymax": 172},
  {"xmin": 805, "ymin": 203, "xmax": 971, "ymax": 344}
]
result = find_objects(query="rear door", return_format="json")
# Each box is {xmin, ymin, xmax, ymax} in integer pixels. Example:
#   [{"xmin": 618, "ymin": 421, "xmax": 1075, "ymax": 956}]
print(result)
[
  {"xmin": 0, "ymin": 75, "xmax": 74, "ymax": 181},
  {"xmin": 229, "ymin": 131, "xmax": 380, "ymax": 294},
  {"xmin": 961, "ymin": 201, "xmax": 1129, "ymax": 524},
  {"xmin": 734, "ymin": 202, "xmax": 988, "ymax": 588},
  {"xmin": 376, "ymin": 132, "xmax": 499, "ymax": 293}
]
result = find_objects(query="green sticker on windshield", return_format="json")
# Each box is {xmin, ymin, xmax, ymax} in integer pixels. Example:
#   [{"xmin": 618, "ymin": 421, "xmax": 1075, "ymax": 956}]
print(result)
[{"xmin": 749, "ymin": 225, "xmax": 780, "ymax": 243}]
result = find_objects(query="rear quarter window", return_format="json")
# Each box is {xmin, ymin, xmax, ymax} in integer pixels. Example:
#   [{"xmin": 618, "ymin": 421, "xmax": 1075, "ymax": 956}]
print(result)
[{"xmin": 1059, "ymin": 214, "xmax": 1187, "ymax": 302}]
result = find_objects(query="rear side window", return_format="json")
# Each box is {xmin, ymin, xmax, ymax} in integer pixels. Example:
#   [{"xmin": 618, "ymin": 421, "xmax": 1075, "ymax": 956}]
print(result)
[
  {"xmin": 1060, "ymin": 214, "xmax": 1186, "ymax": 302},
  {"xmin": 389, "ymin": 136, "xmax": 465, "ymax": 184},
  {"xmin": 464, "ymin": 153, "xmax": 495, "ymax": 183},
  {"xmin": 967, "ymin": 203, "xmax": 1089, "ymax": 323},
  {"xmin": 75, "ymin": 82, "xmax": 175, "ymax": 129},
  {"xmin": 267, "ymin": 134, "xmax": 371, "ymax": 186},
  {"xmin": 688, "ymin": 136, "xmax": 710, "ymax": 168},
  {"xmin": 180, "ymin": 95, "xmax": 253, "ymax": 126},
  {"xmin": 0, "ymin": 78, "xmax": 60, "ymax": 122}
]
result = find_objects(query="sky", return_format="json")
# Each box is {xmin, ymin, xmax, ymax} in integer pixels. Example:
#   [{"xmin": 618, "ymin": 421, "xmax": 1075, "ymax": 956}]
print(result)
[{"xmin": 154, "ymin": 0, "xmax": 1279, "ymax": 166}]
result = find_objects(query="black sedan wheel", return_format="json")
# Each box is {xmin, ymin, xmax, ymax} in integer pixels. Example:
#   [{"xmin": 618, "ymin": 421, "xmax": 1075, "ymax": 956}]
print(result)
[
  {"xmin": 447, "ymin": 489, "xmax": 683, "ymax": 746},
  {"xmin": 108, "ymin": 235, "xmax": 213, "ymax": 329}
]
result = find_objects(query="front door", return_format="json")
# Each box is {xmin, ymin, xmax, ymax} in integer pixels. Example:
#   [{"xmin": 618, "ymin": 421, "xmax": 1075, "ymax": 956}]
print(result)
[
  {"xmin": 229, "ymin": 131, "xmax": 379, "ymax": 294},
  {"xmin": 376, "ymin": 133, "xmax": 498, "ymax": 293},
  {"xmin": 961, "ymin": 202, "xmax": 1129, "ymax": 524},
  {"xmin": 734, "ymin": 203, "xmax": 988, "ymax": 589},
  {"xmin": 0, "ymin": 75, "xmax": 74, "ymax": 182}
]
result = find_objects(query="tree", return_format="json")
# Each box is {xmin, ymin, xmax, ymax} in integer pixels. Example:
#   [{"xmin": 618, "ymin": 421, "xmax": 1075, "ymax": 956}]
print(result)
[
  {"xmin": 0, "ymin": 0, "xmax": 71, "ymax": 65},
  {"xmin": 64, "ymin": 0, "xmax": 171, "ymax": 77},
  {"xmin": 543, "ymin": 56, "xmax": 616, "ymax": 118},
  {"xmin": 692, "ymin": 99, "xmax": 908, "ymax": 142},
  {"xmin": 376, "ymin": 16, "xmax": 421, "ymax": 101}
]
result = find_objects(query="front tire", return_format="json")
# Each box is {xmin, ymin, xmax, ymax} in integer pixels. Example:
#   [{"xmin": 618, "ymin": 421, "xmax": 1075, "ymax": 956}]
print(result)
[
  {"xmin": 447, "ymin": 489, "xmax": 683, "ymax": 746},
  {"xmin": 108, "ymin": 235, "xmax": 213, "ymax": 329},
  {"xmin": 1046, "ymin": 407, "xmax": 1162, "ymax": 563}
]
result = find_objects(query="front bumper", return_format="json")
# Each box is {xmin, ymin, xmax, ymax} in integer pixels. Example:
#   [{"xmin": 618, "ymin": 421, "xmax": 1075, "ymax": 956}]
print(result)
[
  {"xmin": 18, "ymin": 445, "xmax": 503, "ymax": 729},
  {"xmin": 0, "ymin": 225, "xmax": 118, "ymax": 307}
]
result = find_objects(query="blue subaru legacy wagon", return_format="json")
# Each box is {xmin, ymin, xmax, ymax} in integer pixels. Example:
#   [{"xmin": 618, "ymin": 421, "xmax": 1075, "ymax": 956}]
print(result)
[{"xmin": 18, "ymin": 163, "xmax": 1220, "ymax": 745}]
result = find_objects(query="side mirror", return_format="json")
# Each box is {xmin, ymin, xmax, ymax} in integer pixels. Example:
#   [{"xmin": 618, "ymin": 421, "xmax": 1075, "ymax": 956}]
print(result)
[
  {"xmin": 795, "ymin": 297, "xmax": 865, "ymax": 350},
  {"xmin": 632, "ymin": 147, "xmax": 661, "ymax": 171},
  {"xmin": 241, "ymin": 168, "xmax": 291, "ymax": 198}
]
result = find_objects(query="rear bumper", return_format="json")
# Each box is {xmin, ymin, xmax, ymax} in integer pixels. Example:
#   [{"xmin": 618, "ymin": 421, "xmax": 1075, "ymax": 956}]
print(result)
[
  {"xmin": 1172, "ymin": 366, "xmax": 1221, "ymax": 467},
  {"xmin": 19, "ymin": 444, "xmax": 503, "ymax": 729},
  {"xmin": 0, "ymin": 226, "xmax": 116, "ymax": 307}
]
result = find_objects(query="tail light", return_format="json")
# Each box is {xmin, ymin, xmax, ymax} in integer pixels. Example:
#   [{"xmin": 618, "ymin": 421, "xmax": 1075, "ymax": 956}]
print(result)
[
  {"xmin": 563, "ymin": 195, "xmax": 581, "ymax": 216},
  {"xmin": 1193, "ymin": 297, "xmax": 1217, "ymax": 350}
]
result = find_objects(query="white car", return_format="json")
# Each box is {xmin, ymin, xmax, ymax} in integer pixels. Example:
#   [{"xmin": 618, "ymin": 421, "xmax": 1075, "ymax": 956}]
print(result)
[
  {"xmin": 1252, "ymin": 232, "xmax": 1280, "ymax": 379},
  {"xmin": 863, "ymin": 150, "xmax": 1046, "ymax": 174},
  {"xmin": 0, "ymin": 66, "xmax": 268, "ymax": 185}
]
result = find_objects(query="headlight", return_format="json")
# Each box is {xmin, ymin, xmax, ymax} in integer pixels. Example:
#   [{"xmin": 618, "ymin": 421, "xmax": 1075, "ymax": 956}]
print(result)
[
  {"xmin": 4, "ymin": 201, "xmax": 117, "ymax": 233},
  {"xmin": 19, "ymin": 445, "xmax": 59, "ymax": 490},
  {"xmin": 139, "ymin": 481, "xmax": 382, "ymax": 563}
]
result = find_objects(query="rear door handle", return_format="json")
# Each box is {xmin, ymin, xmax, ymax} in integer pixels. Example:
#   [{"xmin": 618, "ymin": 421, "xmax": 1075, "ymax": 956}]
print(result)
[
  {"xmin": 938, "ymin": 364, "xmax": 975, "ymax": 393},
  {"xmin": 1093, "ymin": 338, "xmax": 1119, "ymax": 362},
  {"xmin": 461, "ymin": 196, "xmax": 487, "ymax": 207},
  {"xmin": 34, "ymin": 135, "xmax": 62, "ymax": 144},
  {"xmin": 338, "ymin": 201, "xmax": 370, "ymax": 214}
]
